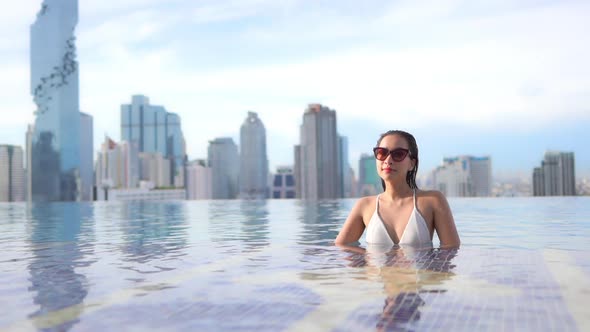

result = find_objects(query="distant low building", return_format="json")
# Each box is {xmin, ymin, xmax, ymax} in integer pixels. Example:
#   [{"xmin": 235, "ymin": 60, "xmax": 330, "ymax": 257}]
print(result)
[
  {"xmin": 272, "ymin": 166, "xmax": 296, "ymax": 199},
  {"xmin": 577, "ymin": 177, "xmax": 590, "ymax": 196},
  {"xmin": 97, "ymin": 188, "xmax": 185, "ymax": 201},
  {"xmin": 433, "ymin": 156, "xmax": 492, "ymax": 197}
]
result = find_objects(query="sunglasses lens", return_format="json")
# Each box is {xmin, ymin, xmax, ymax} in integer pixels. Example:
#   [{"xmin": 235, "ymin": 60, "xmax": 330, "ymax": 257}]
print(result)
[
  {"xmin": 392, "ymin": 149, "xmax": 407, "ymax": 161},
  {"xmin": 374, "ymin": 147, "xmax": 409, "ymax": 161},
  {"xmin": 374, "ymin": 148, "xmax": 387, "ymax": 160}
]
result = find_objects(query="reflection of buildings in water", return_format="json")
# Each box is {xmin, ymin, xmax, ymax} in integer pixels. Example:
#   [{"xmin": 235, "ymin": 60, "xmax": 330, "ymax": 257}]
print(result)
[
  {"xmin": 27, "ymin": 203, "xmax": 95, "ymax": 331},
  {"xmin": 207, "ymin": 200, "xmax": 242, "ymax": 245},
  {"xmin": 118, "ymin": 201, "xmax": 188, "ymax": 264},
  {"xmin": 295, "ymin": 200, "xmax": 348, "ymax": 270},
  {"xmin": 207, "ymin": 200, "xmax": 270, "ymax": 253},
  {"xmin": 239, "ymin": 200, "xmax": 269, "ymax": 251},
  {"xmin": 296, "ymin": 200, "xmax": 344, "ymax": 245},
  {"xmin": 367, "ymin": 247, "xmax": 458, "ymax": 331}
]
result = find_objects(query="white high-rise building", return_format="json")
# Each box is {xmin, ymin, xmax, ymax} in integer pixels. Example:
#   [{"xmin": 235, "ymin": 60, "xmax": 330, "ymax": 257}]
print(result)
[
  {"xmin": 208, "ymin": 138, "xmax": 239, "ymax": 199},
  {"xmin": 533, "ymin": 151, "xmax": 576, "ymax": 196},
  {"xmin": 295, "ymin": 104, "xmax": 341, "ymax": 199},
  {"xmin": 0, "ymin": 145, "xmax": 25, "ymax": 202},
  {"xmin": 239, "ymin": 112, "xmax": 268, "ymax": 199},
  {"xmin": 95, "ymin": 137, "xmax": 139, "ymax": 195},
  {"xmin": 186, "ymin": 159, "xmax": 212, "ymax": 200},
  {"xmin": 433, "ymin": 156, "xmax": 492, "ymax": 197},
  {"xmin": 138, "ymin": 152, "xmax": 171, "ymax": 188},
  {"xmin": 30, "ymin": 0, "xmax": 91, "ymax": 201}
]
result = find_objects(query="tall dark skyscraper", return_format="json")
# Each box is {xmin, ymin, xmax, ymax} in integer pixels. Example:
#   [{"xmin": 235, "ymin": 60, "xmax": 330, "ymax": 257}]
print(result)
[
  {"xmin": 30, "ymin": 0, "xmax": 88, "ymax": 201},
  {"xmin": 295, "ymin": 104, "xmax": 341, "ymax": 199},
  {"xmin": 533, "ymin": 151, "xmax": 576, "ymax": 196}
]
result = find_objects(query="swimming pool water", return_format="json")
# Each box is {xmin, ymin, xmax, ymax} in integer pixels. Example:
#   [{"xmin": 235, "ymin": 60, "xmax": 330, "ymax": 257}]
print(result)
[{"xmin": 0, "ymin": 197, "xmax": 588, "ymax": 331}]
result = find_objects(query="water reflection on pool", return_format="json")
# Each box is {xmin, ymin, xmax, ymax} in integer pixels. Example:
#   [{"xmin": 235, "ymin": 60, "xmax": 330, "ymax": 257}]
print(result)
[{"xmin": 0, "ymin": 197, "xmax": 588, "ymax": 331}]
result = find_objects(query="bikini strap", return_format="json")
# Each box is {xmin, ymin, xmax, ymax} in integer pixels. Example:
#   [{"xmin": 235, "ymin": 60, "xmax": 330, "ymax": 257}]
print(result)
[{"xmin": 413, "ymin": 189, "xmax": 417, "ymax": 208}]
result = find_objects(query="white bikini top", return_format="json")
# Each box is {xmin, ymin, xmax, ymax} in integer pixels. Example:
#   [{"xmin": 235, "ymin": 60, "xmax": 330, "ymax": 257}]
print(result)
[{"xmin": 365, "ymin": 190, "xmax": 432, "ymax": 247}]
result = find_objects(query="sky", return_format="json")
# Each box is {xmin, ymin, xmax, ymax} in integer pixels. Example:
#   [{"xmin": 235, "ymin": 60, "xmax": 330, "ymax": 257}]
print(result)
[{"xmin": 1, "ymin": 0, "xmax": 589, "ymax": 180}]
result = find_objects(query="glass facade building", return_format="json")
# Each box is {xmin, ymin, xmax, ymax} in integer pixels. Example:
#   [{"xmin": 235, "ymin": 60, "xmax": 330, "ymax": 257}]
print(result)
[
  {"xmin": 208, "ymin": 138, "xmax": 239, "ymax": 199},
  {"xmin": 121, "ymin": 95, "xmax": 185, "ymax": 187},
  {"xmin": 30, "ymin": 0, "xmax": 85, "ymax": 201},
  {"xmin": 358, "ymin": 153, "xmax": 381, "ymax": 196},
  {"xmin": 79, "ymin": 112, "xmax": 93, "ymax": 201}
]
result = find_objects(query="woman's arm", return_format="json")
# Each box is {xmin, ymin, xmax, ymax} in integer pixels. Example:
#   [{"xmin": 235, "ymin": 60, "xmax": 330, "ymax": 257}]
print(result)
[
  {"xmin": 432, "ymin": 191, "xmax": 460, "ymax": 248},
  {"xmin": 334, "ymin": 198, "xmax": 368, "ymax": 245}
]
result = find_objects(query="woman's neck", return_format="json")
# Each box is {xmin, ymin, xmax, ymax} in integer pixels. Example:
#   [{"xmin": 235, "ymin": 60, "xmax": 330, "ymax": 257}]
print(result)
[{"xmin": 382, "ymin": 181, "xmax": 413, "ymax": 201}]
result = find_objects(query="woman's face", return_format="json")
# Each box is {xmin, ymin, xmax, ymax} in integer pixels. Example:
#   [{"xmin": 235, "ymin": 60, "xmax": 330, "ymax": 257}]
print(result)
[{"xmin": 375, "ymin": 134, "xmax": 415, "ymax": 181}]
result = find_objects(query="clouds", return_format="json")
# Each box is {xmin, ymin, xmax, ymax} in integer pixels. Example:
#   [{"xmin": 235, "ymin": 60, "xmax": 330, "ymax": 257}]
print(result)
[{"xmin": 1, "ymin": 0, "xmax": 589, "ymax": 175}]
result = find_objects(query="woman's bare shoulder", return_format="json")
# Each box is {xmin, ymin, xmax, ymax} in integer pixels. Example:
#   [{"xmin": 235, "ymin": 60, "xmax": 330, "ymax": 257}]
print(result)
[
  {"xmin": 354, "ymin": 195, "xmax": 378, "ymax": 210},
  {"xmin": 416, "ymin": 189, "xmax": 447, "ymax": 205}
]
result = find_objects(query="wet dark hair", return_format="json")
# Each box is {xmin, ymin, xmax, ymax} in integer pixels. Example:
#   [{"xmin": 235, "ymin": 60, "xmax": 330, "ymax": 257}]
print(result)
[{"xmin": 376, "ymin": 130, "xmax": 419, "ymax": 190}]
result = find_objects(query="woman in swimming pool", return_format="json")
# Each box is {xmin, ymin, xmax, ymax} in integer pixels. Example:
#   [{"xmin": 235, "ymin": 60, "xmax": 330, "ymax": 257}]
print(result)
[{"xmin": 335, "ymin": 130, "xmax": 460, "ymax": 248}]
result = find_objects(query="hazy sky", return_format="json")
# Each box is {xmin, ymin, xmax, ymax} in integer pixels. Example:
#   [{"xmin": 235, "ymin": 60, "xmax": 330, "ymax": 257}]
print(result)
[{"xmin": 1, "ymin": 0, "xmax": 589, "ymax": 179}]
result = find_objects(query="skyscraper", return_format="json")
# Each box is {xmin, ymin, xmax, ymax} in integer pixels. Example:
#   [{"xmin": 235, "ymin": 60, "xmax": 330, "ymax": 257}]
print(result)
[
  {"xmin": 121, "ymin": 95, "xmax": 186, "ymax": 187},
  {"xmin": 295, "ymin": 104, "xmax": 341, "ymax": 199},
  {"xmin": 208, "ymin": 137, "xmax": 239, "ymax": 199},
  {"xmin": 239, "ymin": 112, "xmax": 268, "ymax": 199},
  {"xmin": 533, "ymin": 151, "xmax": 576, "ymax": 196},
  {"xmin": 30, "ymin": 0, "xmax": 88, "ymax": 201},
  {"xmin": 433, "ymin": 156, "xmax": 492, "ymax": 197},
  {"xmin": 0, "ymin": 145, "xmax": 25, "ymax": 202}
]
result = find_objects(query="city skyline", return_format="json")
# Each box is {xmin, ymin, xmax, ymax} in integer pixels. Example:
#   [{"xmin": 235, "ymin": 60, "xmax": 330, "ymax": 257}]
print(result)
[{"xmin": 1, "ymin": 0, "xmax": 589, "ymax": 179}]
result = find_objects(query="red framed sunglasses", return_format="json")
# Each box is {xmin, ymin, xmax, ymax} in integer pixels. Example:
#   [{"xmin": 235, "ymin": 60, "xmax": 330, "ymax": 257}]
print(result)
[{"xmin": 373, "ymin": 147, "xmax": 410, "ymax": 162}]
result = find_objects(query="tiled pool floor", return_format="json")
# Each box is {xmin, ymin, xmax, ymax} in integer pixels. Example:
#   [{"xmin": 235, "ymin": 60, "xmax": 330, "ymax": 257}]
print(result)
[{"xmin": 2, "ymin": 246, "xmax": 588, "ymax": 331}]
